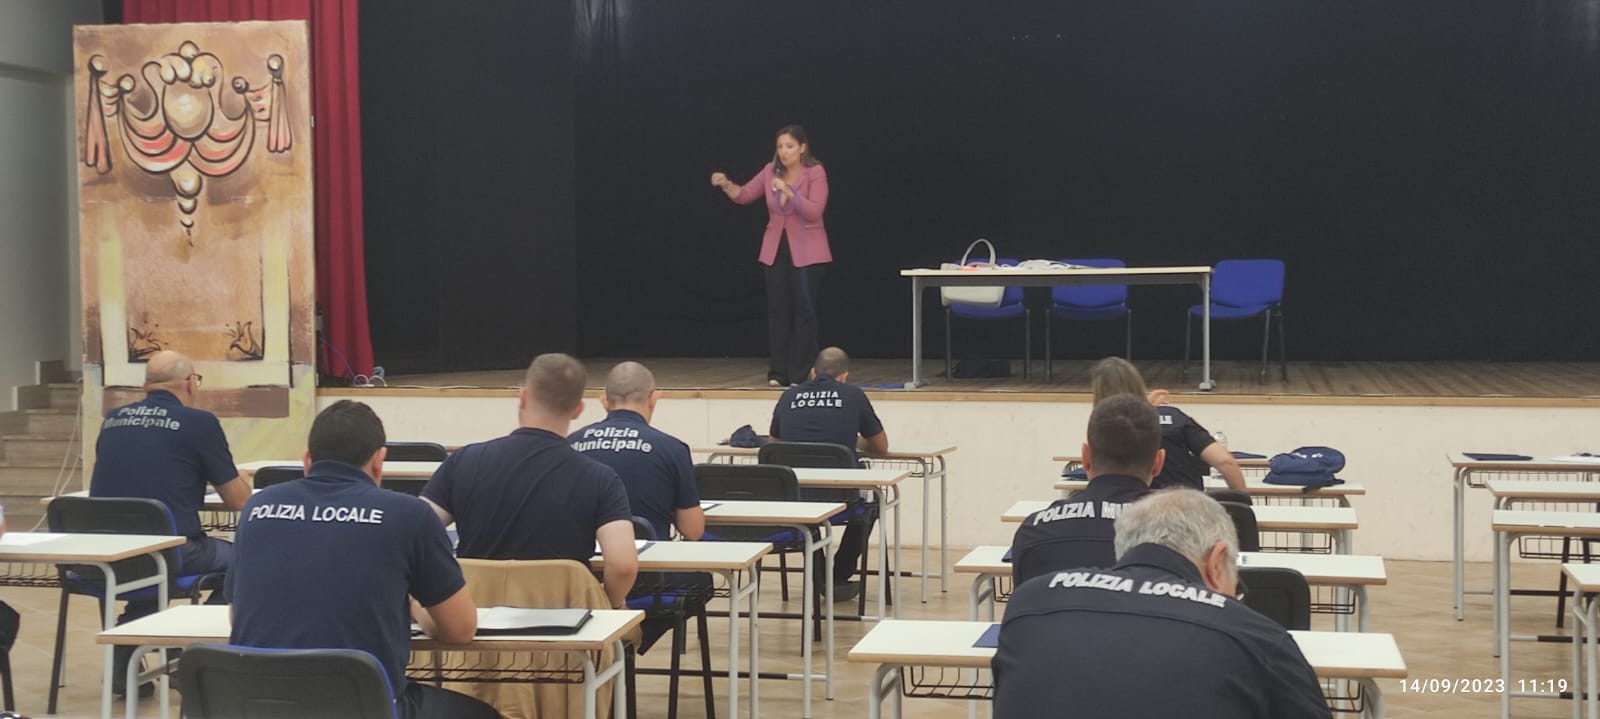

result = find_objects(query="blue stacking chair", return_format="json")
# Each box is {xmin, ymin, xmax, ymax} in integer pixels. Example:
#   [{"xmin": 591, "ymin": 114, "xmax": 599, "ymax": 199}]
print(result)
[
  {"xmin": 1183, "ymin": 259, "xmax": 1287, "ymax": 383},
  {"xmin": 1044, "ymin": 258, "xmax": 1132, "ymax": 381},
  {"xmin": 46, "ymin": 496, "xmax": 225, "ymax": 714},
  {"xmin": 945, "ymin": 257, "xmax": 1030, "ymax": 380},
  {"xmin": 622, "ymin": 517, "xmax": 715, "ymax": 719},
  {"xmin": 176, "ymin": 644, "xmax": 396, "ymax": 719},
  {"xmin": 757, "ymin": 441, "xmax": 880, "ymax": 617}
]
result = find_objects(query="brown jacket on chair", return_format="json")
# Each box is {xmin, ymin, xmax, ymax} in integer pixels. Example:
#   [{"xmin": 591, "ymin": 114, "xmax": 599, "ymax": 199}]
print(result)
[{"xmin": 418, "ymin": 559, "xmax": 638, "ymax": 719}]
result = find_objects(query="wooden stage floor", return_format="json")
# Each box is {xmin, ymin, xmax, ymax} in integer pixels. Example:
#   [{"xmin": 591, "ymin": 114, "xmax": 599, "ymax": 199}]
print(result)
[{"xmin": 382, "ymin": 358, "xmax": 1600, "ymax": 405}]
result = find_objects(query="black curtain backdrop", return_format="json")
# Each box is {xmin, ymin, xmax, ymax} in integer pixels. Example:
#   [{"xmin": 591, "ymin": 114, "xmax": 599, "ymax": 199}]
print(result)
[
  {"xmin": 366, "ymin": 1, "xmax": 1600, "ymax": 370},
  {"xmin": 361, "ymin": 0, "xmax": 577, "ymax": 372}
]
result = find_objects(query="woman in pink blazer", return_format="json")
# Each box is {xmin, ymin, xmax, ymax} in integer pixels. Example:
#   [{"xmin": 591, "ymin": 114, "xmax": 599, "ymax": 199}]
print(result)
[{"xmin": 711, "ymin": 125, "xmax": 831, "ymax": 387}]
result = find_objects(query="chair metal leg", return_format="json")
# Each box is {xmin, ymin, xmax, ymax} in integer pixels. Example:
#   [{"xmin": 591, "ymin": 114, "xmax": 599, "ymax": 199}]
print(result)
[
  {"xmin": 1023, "ymin": 309, "xmax": 1032, "ymax": 381},
  {"xmin": 944, "ymin": 310, "xmax": 953, "ymax": 380},
  {"xmin": 1560, "ymin": 538, "xmax": 1575, "ymax": 629},
  {"xmin": 858, "ymin": 517, "xmax": 872, "ymax": 616},
  {"xmin": 696, "ymin": 609, "xmax": 716, "ymax": 719},
  {"xmin": 778, "ymin": 553, "xmax": 790, "ymax": 602},
  {"xmin": 1276, "ymin": 306, "xmax": 1288, "ymax": 382},
  {"xmin": 668, "ymin": 613, "xmax": 687, "ymax": 719},
  {"xmin": 1125, "ymin": 309, "xmax": 1134, "ymax": 360},
  {"xmin": 1259, "ymin": 310, "xmax": 1272, "ymax": 383},
  {"xmin": 48, "ymin": 588, "xmax": 69, "ymax": 715},
  {"xmin": 1182, "ymin": 312, "xmax": 1193, "ymax": 380},
  {"xmin": 625, "ymin": 644, "xmax": 639, "ymax": 719},
  {"xmin": 1044, "ymin": 314, "xmax": 1053, "ymax": 382}
]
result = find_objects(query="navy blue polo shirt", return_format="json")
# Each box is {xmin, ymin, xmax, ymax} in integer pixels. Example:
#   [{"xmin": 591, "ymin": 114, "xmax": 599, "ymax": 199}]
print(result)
[
  {"xmin": 227, "ymin": 460, "xmax": 464, "ymax": 693},
  {"xmin": 994, "ymin": 543, "xmax": 1332, "ymax": 719},
  {"xmin": 421, "ymin": 427, "xmax": 632, "ymax": 563},
  {"xmin": 1155, "ymin": 405, "xmax": 1219, "ymax": 490},
  {"xmin": 89, "ymin": 390, "xmax": 237, "ymax": 538},
  {"xmin": 1008, "ymin": 474, "xmax": 1149, "ymax": 583},
  {"xmin": 768, "ymin": 374, "xmax": 884, "ymax": 462},
  {"xmin": 569, "ymin": 409, "xmax": 698, "ymax": 540}
]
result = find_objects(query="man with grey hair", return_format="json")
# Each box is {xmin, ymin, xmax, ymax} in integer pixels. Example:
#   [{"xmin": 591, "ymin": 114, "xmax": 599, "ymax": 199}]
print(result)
[
  {"xmin": 570, "ymin": 361, "xmax": 704, "ymax": 541},
  {"xmin": 90, "ymin": 349, "xmax": 250, "ymax": 695},
  {"xmin": 421, "ymin": 353, "xmax": 639, "ymax": 609},
  {"xmin": 993, "ymin": 489, "xmax": 1331, "ymax": 718}
]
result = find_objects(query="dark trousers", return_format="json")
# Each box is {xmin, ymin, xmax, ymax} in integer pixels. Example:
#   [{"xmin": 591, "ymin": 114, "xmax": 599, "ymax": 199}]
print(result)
[
  {"xmin": 765, "ymin": 241, "xmax": 827, "ymax": 384},
  {"xmin": 114, "ymin": 536, "xmax": 232, "ymax": 691},
  {"xmin": 119, "ymin": 536, "xmax": 232, "ymax": 624},
  {"xmin": 398, "ymin": 681, "xmax": 500, "ymax": 719},
  {"xmin": 809, "ymin": 515, "xmax": 877, "ymax": 587}
]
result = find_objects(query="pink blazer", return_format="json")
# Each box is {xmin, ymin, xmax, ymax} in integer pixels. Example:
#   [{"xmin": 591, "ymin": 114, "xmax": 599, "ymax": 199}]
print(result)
[{"xmin": 733, "ymin": 162, "xmax": 831, "ymax": 267}]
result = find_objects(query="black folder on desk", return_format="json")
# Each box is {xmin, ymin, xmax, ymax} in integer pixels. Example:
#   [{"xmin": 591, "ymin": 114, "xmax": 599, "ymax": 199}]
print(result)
[
  {"xmin": 1463, "ymin": 453, "xmax": 1533, "ymax": 462},
  {"xmin": 475, "ymin": 607, "xmax": 593, "ymax": 636}
]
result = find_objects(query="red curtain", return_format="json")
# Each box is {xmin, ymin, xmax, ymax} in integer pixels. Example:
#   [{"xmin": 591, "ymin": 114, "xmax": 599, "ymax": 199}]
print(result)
[{"xmin": 124, "ymin": 0, "xmax": 375, "ymax": 380}]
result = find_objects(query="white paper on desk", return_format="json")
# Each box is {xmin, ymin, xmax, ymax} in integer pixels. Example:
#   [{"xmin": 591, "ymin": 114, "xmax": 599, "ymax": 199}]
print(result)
[
  {"xmin": 593, "ymin": 539, "xmax": 652, "ymax": 554},
  {"xmin": 479, "ymin": 606, "xmax": 591, "ymax": 634},
  {"xmin": 1552, "ymin": 455, "xmax": 1600, "ymax": 464},
  {"xmin": 0, "ymin": 533, "xmax": 62, "ymax": 546}
]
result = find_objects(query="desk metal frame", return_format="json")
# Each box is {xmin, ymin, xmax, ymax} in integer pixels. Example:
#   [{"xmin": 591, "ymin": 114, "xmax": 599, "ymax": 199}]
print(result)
[
  {"xmin": 1492, "ymin": 511, "xmax": 1600, "ymax": 718},
  {"xmin": 704, "ymin": 447, "xmax": 953, "ymax": 603},
  {"xmin": 903, "ymin": 266, "xmax": 1214, "ymax": 390},
  {"xmin": 0, "ymin": 534, "xmax": 177, "ymax": 719},
  {"xmin": 1452, "ymin": 456, "xmax": 1600, "ymax": 621}
]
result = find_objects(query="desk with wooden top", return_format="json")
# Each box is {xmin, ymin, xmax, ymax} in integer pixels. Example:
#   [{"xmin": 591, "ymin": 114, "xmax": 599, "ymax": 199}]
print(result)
[
  {"xmin": 1051, "ymin": 476, "xmax": 1365, "ymax": 507},
  {"xmin": 1449, "ymin": 453, "xmax": 1600, "ymax": 621},
  {"xmin": 1000, "ymin": 500, "xmax": 1358, "ymax": 553},
  {"xmin": 697, "ymin": 443, "xmax": 957, "ymax": 602},
  {"xmin": 593, "ymin": 539, "xmax": 773, "ymax": 719},
  {"xmin": 98, "ymin": 604, "xmax": 643, "ymax": 719},
  {"xmin": 784, "ymin": 467, "xmax": 911, "ymax": 619},
  {"xmin": 0, "ymin": 532, "xmax": 188, "ymax": 719},
  {"xmin": 1492, "ymin": 510, "xmax": 1600, "ymax": 718},
  {"xmin": 952, "ymin": 545, "xmax": 1385, "ymax": 631},
  {"xmin": 847, "ymin": 619, "xmax": 1406, "ymax": 719},
  {"xmin": 707, "ymin": 496, "xmax": 844, "ymax": 714},
  {"xmin": 1566, "ymin": 562, "xmax": 1600, "ymax": 719},
  {"xmin": 902, "ymin": 265, "xmax": 1216, "ymax": 389}
]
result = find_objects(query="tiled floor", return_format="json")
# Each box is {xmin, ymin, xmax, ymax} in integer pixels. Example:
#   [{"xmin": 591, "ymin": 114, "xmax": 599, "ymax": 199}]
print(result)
[{"xmin": 1, "ymin": 554, "xmax": 1585, "ymax": 718}]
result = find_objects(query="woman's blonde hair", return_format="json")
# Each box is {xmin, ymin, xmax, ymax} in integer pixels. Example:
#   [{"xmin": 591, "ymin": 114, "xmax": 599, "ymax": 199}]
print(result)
[{"xmin": 1090, "ymin": 356, "xmax": 1150, "ymax": 406}]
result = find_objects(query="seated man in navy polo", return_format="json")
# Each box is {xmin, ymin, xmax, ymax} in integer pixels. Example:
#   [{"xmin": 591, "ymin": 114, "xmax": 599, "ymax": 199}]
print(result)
[
  {"xmin": 1009, "ymin": 394, "xmax": 1158, "ymax": 583},
  {"xmin": 422, "ymin": 353, "xmax": 640, "ymax": 609},
  {"xmin": 228, "ymin": 400, "xmax": 495, "ymax": 719},
  {"xmin": 89, "ymin": 350, "xmax": 250, "ymax": 694},
  {"xmin": 570, "ymin": 361, "xmax": 703, "ymax": 541},
  {"xmin": 994, "ymin": 489, "xmax": 1331, "ymax": 718},
  {"xmin": 769, "ymin": 346, "xmax": 889, "ymax": 601}
]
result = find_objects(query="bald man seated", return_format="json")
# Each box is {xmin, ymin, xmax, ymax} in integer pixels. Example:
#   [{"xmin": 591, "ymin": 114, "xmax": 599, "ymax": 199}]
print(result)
[
  {"xmin": 89, "ymin": 350, "xmax": 249, "ymax": 694},
  {"xmin": 569, "ymin": 361, "xmax": 704, "ymax": 541}
]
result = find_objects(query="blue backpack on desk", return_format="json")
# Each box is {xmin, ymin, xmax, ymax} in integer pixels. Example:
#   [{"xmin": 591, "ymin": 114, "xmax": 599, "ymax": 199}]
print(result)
[{"xmin": 1264, "ymin": 446, "xmax": 1346, "ymax": 489}]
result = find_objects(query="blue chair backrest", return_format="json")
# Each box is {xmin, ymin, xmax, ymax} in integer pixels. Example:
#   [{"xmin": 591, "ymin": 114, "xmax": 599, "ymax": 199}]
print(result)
[
  {"xmin": 177, "ymin": 644, "xmax": 397, "ymax": 719},
  {"xmin": 1051, "ymin": 258, "xmax": 1127, "ymax": 307},
  {"xmin": 47, "ymin": 496, "xmax": 186, "ymax": 580},
  {"xmin": 1212, "ymin": 259, "xmax": 1285, "ymax": 308}
]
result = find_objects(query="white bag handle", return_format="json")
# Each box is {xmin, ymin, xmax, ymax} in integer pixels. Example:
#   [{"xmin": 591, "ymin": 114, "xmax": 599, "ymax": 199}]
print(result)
[{"xmin": 959, "ymin": 238, "xmax": 997, "ymax": 267}]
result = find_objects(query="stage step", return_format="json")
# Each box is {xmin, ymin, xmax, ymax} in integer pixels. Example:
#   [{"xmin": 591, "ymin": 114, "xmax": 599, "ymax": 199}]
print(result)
[
  {"xmin": 0, "ymin": 435, "xmax": 82, "ymax": 466},
  {"xmin": 0, "ymin": 408, "xmax": 78, "ymax": 437},
  {"xmin": 17, "ymin": 382, "xmax": 80, "ymax": 411}
]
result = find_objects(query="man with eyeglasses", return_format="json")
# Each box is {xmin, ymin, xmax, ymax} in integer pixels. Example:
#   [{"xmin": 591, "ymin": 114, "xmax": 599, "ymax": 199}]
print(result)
[
  {"xmin": 993, "ymin": 489, "xmax": 1331, "ymax": 718},
  {"xmin": 90, "ymin": 349, "xmax": 249, "ymax": 696}
]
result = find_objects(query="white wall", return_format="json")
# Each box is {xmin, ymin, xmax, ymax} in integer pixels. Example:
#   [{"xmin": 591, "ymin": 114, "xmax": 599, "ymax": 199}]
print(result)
[
  {"xmin": 0, "ymin": 0, "xmax": 102, "ymax": 406},
  {"xmin": 320, "ymin": 391, "xmax": 1600, "ymax": 564}
]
